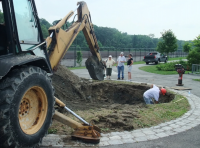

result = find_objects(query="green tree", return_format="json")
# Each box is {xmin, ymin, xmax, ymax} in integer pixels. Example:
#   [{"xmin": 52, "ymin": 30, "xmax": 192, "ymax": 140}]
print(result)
[
  {"xmin": 183, "ymin": 42, "xmax": 191, "ymax": 53},
  {"xmin": 156, "ymin": 30, "xmax": 178, "ymax": 55},
  {"xmin": 0, "ymin": 9, "xmax": 4, "ymax": 23},
  {"xmin": 40, "ymin": 24, "xmax": 49, "ymax": 38},
  {"xmin": 40, "ymin": 18, "xmax": 51, "ymax": 29},
  {"xmin": 76, "ymin": 51, "xmax": 82, "ymax": 66},
  {"xmin": 187, "ymin": 50, "xmax": 200, "ymax": 66},
  {"xmin": 187, "ymin": 35, "xmax": 200, "ymax": 66},
  {"xmin": 39, "ymin": 18, "xmax": 52, "ymax": 38},
  {"xmin": 193, "ymin": 35, "xmax": 200, "ymax": 52},
  {"xmin": 98, "ymin": 41, "xmax": 103, "ymax": 47},
  {"xmin": 45, "ymin": 18, "xmax": 188, "ymax": 49},
  {"xmin": 148, "ymin": 33, "xmax": 155, "ymax": 38}
]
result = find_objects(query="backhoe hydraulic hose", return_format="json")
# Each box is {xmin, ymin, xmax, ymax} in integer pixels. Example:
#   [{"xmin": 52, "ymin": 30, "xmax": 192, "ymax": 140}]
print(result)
[
  {"xmin": 55, "ymin": 98, "xmax": 90, "ymax": 126},
  {"xmin": 30, "ymin": 32, "xmax": 54, "ymax": 51},
  {"xmin": 71, "ymin": 14, "xmax": 78, "ymax": 24},
  {"xmin": 81, "ymin": 14, "xmax": 100, "ymax": 53},
  {"xmin": 64, "ymin": 106, "xmax": 90, "ymax": 126},
  {"xmin": 30, "ymin": 41, "xmax": 46, "ymax": 51}
]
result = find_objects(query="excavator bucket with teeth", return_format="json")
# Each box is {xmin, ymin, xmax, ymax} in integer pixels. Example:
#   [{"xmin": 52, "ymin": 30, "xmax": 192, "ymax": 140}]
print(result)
[{"xmin": 85, "ymin": 56, "xmax": 105, "ymax": 81}]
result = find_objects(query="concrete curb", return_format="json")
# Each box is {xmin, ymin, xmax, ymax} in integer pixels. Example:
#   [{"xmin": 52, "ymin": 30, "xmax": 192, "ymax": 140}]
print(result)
[
  {"xmin": 41, "ymin": 84, "xmax": 200, "ymax": 147},
  {"xmin": 99, "ymin": 88, "xmax": 200, "ymax": 147}
]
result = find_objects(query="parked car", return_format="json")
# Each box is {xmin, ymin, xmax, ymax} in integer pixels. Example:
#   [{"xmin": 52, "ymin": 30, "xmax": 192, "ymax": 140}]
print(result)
[{"xmin": 143, "ymin": 52, "xmax": 168, "ymax": 65}]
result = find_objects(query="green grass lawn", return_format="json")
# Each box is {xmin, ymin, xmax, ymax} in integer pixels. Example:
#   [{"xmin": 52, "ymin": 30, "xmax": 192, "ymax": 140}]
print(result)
[
  {"xmin": 139, "ymin": 63, "xmax": 191, "ymax": 75},
  {"xmin": 139, "ymin": 64, "xmax": 179, "ymax": 75},
  {"xmin": 113, "ymin": 61, "xmax": 145, "ymax": 66},
  {"xmin": 168, "ymin": 57, "xmax": 186, "ymax": 61},
  {"xmin": 68, "ymin": 61, "xmax": 145, "ymax": 70},
  {"xmin": 68, "ymin": 57, "xmax": 187, "ymax": 70},
  {"xmin": 193, "ymin": 79, "xmax": 200, "ymax": 82},
  {"xmin": 68, "ymin": 66, "xmax": 86, "ymax": 70},
  {"xmin": 135, "ymin": 94, "xmax": 189, "ymax": 128}
]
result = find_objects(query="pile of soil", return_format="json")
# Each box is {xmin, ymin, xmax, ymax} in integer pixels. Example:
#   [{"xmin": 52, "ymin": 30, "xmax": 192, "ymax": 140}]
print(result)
[
  {"xmin": 93, "ymin": 104, "xmax": 142, "ymax": 131},
  {"xmin": 51, "ymin": 65, "xmax": 175, "ymax": 134}
]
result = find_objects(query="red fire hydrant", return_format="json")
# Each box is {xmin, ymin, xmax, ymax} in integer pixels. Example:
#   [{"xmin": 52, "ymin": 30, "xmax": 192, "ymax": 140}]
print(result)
[{"xmin": 174, "ymin": 64, "xmax": 185, "ymax": 86}]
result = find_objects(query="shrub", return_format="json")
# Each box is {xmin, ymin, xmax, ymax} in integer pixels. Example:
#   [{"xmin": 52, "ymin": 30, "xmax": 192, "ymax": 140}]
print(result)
[
  {"xmin": 156, "ymin": 60, "xmax": 190, "ymax": 71},
  {"xmin": 76, "ymin": 51, "xmax": 82, "ymax": 66},
  {"xmin": 187, "ymin": 35, "xmax": 200, "ymax": 67},
  {"xmin": 187, "ymin": 50, "xmax": 200, "ymax": 66}
]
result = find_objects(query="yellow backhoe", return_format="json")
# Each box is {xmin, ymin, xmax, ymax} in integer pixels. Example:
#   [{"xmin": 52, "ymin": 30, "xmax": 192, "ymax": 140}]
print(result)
[{"xmin": 0, "ymin": 0, "xmax": 103, "ymax": 147}]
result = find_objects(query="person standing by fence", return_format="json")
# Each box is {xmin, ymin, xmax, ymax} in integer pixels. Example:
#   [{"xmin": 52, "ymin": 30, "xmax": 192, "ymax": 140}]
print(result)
[
  {"xmin": 127, "ymin": 53, "xmax": 133, "ymax": 81},
  {"xmin": 116, "ymin": 52, "xmax": 126, "ymax": 80},
  {"xmin": 105, "ymin": 55, "xmax": 115, "ymax": 80}
]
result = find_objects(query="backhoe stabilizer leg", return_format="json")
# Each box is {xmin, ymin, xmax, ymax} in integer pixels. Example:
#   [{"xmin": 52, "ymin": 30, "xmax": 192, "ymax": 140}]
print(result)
[{"xmin": 53, "ymin": 111, "xmax": 82, "ymax": 129}]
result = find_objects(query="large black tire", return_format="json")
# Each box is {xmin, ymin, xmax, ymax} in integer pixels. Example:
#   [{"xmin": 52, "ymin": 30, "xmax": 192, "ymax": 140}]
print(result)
[
  {"xmin": 155, "ymin": 61, "xmax": 158, "ymax": 64},
  {"xmin": 146, "ymin": 62, "xmax": 149, "ymax": 65},
  {"xmin": 0, "ymin": 66, "xmax": 55, "ymax": 148}
]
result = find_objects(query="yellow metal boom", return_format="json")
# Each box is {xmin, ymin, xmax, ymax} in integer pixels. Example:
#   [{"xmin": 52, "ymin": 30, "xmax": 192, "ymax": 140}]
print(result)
[{"xmin": 46, "ymin": 2, "xmax": 102, "ymax": 75}]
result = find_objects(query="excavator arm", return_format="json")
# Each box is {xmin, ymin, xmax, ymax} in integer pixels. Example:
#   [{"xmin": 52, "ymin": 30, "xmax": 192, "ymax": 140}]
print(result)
[{"xmin": 46, "ymin": 1, "xmax": 104, "ymax": 80}]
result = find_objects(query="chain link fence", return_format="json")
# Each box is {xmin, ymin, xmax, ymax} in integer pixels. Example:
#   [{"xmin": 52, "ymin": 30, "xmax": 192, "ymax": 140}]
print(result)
[
  {"xmin": 192, "ymin": 64, "xmax": 200, "ymax": 74},
  {"xmin": 61, "ymin": 47, "xmax": 188, "ymax": 67}
]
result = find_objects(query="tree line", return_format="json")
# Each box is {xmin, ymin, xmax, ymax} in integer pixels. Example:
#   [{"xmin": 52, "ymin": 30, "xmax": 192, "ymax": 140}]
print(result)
[
  {"xmin": 0, "ymin": 10, "xmax": 4, "ymax": 23},
  {"xmin": 0, "ymin": 10, "xmax": 191, "ymax": 51},
  {"xmin": 39, "ymin": 18, "xmax": 188, "ymax": 50},
  {"xmin": 1, "ymin": 9, "xmax": 199, "ymax": 65}
]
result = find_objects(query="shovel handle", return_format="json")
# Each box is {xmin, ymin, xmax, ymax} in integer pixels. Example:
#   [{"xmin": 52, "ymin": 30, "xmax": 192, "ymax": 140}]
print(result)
[{"xmin": 55, "ymin": 97, "xmax": 65, "ymax": 107}]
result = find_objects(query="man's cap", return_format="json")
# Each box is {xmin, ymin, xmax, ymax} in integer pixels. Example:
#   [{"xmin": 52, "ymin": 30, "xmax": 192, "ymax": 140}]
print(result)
[
  {"xmin": 109, "ymin": 55, "xmax": 112, "ymax": 57},
  {"xmin": 120, "ymin": 52, "xmax": 124, "ymax": 55}
]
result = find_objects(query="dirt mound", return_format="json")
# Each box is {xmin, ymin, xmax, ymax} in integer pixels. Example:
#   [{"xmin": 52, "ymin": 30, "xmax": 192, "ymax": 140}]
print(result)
[
  {"xmin": 93, "ymin": 105, "xmax": 142, "ymax": 131},
  {"xmin": 51, "ymin": 65, "xmax": 175, "ymax": 134},
  {"xmin": 52, "ymin": 65, "xmax": 86, "ymax": 103}
]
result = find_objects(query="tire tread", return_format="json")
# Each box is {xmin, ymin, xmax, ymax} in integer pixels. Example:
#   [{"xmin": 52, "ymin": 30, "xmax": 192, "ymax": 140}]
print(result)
[{"xmin": 0, "ymin": 66, "xmax": 54, "ymax": 148}]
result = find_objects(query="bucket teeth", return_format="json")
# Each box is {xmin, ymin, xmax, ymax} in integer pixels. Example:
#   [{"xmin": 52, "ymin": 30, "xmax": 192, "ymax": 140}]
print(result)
[
  {"xmin": 85, "ymin": 56, "xmax": 104, "ymax": 81},
  {"xmin": 71, "ymin": 125, "xmax": 101, "ymax": 144}
]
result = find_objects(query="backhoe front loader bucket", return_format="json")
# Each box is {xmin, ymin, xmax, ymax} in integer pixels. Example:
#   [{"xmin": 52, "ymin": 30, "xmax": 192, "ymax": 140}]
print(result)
[
  {"xmin": 85, "ymin": 56, "xmax": 105, "ymax": 81},
  {"xmin": 71, "ymin": 124, "xmax": 101, "ymax": 143},
  {"xmin": 54, "ymin": 98, "xmax": 101, "ymax": 143}
]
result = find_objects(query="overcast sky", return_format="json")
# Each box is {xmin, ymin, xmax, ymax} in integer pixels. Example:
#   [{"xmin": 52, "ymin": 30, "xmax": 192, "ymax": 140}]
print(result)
[{"xmin": 35, "ymin": 0, "xmax": 200, "ymax": 41}]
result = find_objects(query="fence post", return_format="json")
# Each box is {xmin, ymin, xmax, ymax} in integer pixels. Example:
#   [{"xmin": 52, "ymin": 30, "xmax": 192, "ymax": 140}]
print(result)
[
  {"xmin": 192, "ymin": 64, "xmax": 194, "ymax": 73},
  {"xmin": 116, "ymin": 48, "xmax": 117, "ymax": 61},
  {"xmin": 74, "ymin": 46, "xmax": 76, "ymax": 67}
]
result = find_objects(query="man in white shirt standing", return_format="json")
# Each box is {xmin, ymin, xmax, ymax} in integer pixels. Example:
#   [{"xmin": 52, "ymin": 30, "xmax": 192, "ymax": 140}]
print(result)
[
  {"xmin": 143, "ymin": 84, "xmax": 167, "ymax": 104},
  {"xmin": 116, "ymin": 52, "xmax": 126, "ymax": 80}
]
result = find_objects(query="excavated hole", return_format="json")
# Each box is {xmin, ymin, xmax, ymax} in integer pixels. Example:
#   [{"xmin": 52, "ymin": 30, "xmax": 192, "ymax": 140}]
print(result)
[{"xmin": 51, "ymin": 65, "xmax": 175, "ymax": 134}]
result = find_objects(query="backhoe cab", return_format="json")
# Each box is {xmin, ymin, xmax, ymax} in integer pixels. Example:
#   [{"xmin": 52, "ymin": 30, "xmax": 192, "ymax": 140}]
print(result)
[{"xmin": 0, "ymin": 0, "xmax": 102, "ymax": 147}]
